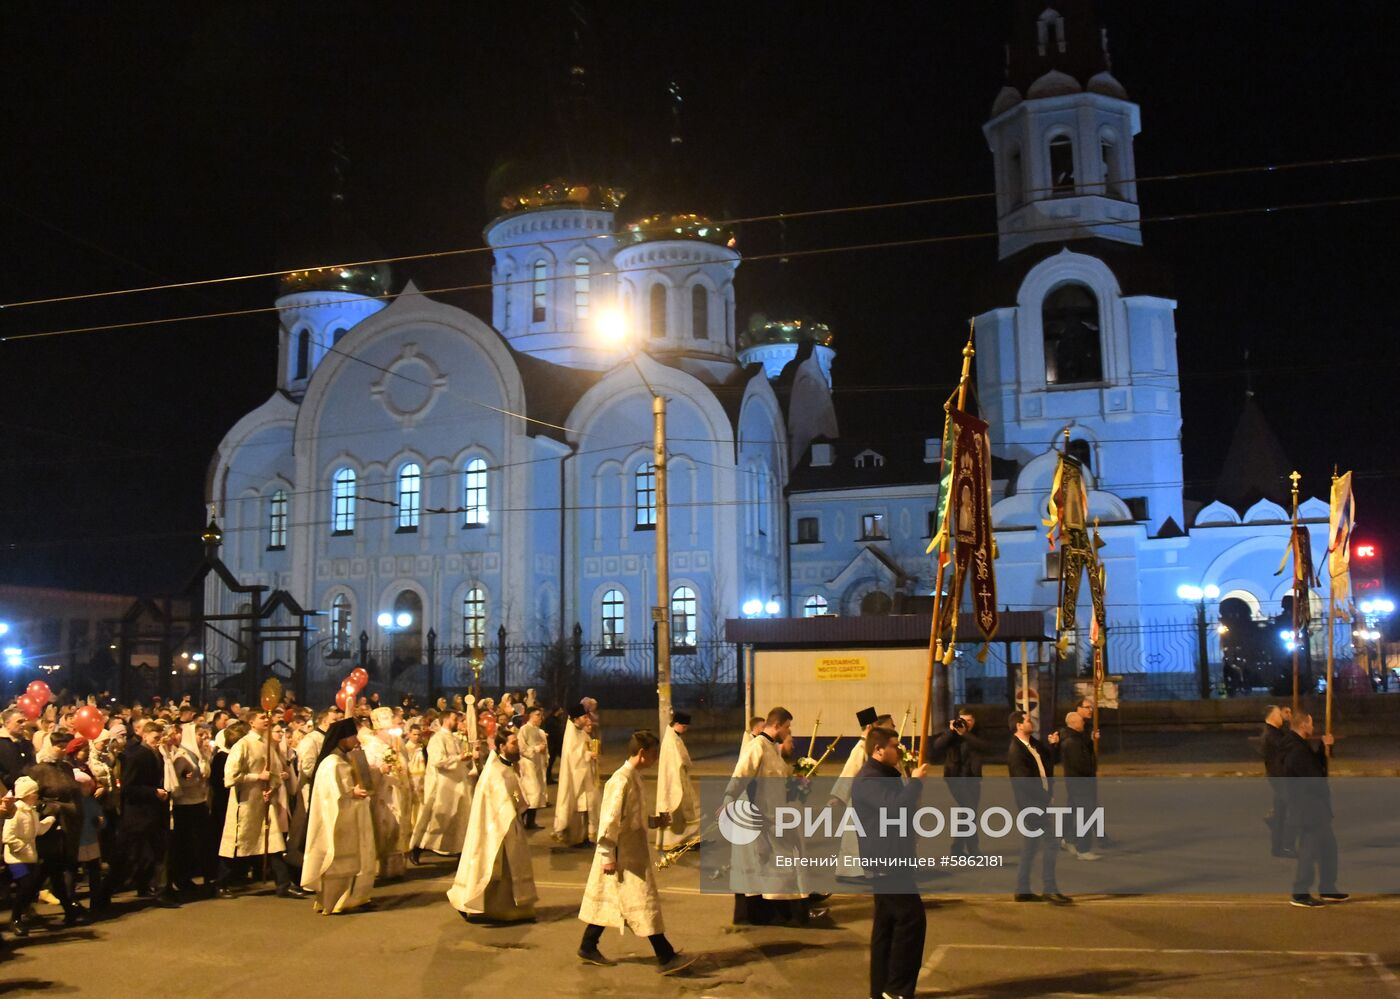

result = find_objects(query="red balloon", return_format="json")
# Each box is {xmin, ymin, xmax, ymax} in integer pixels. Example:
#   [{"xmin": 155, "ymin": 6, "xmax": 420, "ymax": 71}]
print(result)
[
  {"xmin": 334, "ymin": 688, "xmax": 350, "ymax": 711},
  {"xmin": 73, "ymin": 705, "xmax": 105, "ymax": 741},
  {"xmin": 283, "ymin": 707, "xmax": 296, "ymax": 724},
  {"xmin": 25, "ymin": 680, "xmax": 50, "ymax": 706},
  {"xmin": 349, "ymin": 667, "xmax": 368, "ymax": 688},
  {"xmin": 16, "ymin": 695, "xmax": 41, "ymax": 720}
]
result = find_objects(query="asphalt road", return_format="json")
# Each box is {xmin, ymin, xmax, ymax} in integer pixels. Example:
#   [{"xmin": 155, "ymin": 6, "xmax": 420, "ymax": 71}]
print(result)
[{"xmin": 6, "ymin": 761, "xmax": 1399, "ymax": 999}]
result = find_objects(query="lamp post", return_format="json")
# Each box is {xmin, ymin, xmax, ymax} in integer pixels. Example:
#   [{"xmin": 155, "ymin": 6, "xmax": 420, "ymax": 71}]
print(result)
[
  {"xmin": 1178, "ymin": 583, "xmax": 1220, "ymax": 699},
  {"xmin": 1358, "ymin": 598, "xmax": 1395, "ymax": 690},
  {"xmin": 598, "ymin": 307, "xmax": 673, "ymax": 740}
]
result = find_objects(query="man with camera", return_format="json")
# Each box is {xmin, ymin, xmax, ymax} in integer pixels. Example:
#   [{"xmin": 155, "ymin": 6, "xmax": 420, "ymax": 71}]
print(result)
[{"xmin": 930, "ymin": 705, "xmax": 1001, "ymax": 857}]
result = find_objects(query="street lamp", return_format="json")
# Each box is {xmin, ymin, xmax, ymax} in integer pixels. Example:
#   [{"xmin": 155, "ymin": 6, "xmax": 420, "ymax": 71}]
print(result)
[
  {"xmin": 0, "ymin": 622, "xmax": 9, "ymax": 637},
  {"xmin": 765, "ymin": 596, "xmax": 781, "ymax": 617},
  {"xmin": 742, "ymin": 599, "xmax": 763, "ymax": 618},
  {"xmin": 1178, "ymin": 583, "xmax": 1219, "ymax": 699},
  {"xmin": 1358, "ymin": 597, "xmax": 1395, "ymax": 689},
  {"xmin": 595, "ymin": 306, "xmax": 674, "ymax": 740}
]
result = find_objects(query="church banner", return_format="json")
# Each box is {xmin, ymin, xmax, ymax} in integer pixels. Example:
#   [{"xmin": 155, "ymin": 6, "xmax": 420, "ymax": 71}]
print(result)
[
  {"xmin": 949, "ymin": 408, "xmax": 998, "ymax": 641},
  {"xmin": 1328, "ymin": 471, "xmax": 1355, "ymax": 606}
]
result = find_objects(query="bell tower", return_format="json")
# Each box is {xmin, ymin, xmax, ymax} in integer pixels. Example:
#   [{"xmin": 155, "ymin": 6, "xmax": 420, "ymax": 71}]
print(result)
[
  {"xmin": 974, "ymin": 1, "xmax": 1185, "ymax": 536},
  {"xmin": 985, "ymin": 1, "xmax": 1141, "ymax": 260}
]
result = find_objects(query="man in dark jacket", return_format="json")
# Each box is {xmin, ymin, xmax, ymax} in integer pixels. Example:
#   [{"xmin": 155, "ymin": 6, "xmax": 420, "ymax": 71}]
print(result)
[
  {"xmin": 852, "ymin": 725, "xmax": 932, "ymax": 999},
  {"xmin": 1261, "ymin": 704, "xmax": 1298, "ymax": 858},
  {"xmin": 931, "ymin": 705, "xmax": 1002, "ymax": 856},
  {"xmin": 0, "ymin": 709, "xmax": 35, "ymax": 790},
  {"xmin": 1058, "ymin": 711, "xmax": 1099, "ymax": 859},
  {"xmin": 1007, "ymin": 709, "xmax": 1070, "ymax": 904},
  {"xmin": 100, "ymin": 720, "xmax": 177, "ymax": 908},
  {"xmin": 1283, "ymin": 712, "xmax": 1347, "ymax": 907}
]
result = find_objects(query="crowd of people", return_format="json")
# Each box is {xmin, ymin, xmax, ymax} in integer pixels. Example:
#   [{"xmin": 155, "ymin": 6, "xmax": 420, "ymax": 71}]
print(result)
[
  {"xmin": 0, "ymin": 684, "xmax": 698, "ymax": 974},
  {"xmin": 0, "ymin": 683, "xmax": 1349, "ymax": 996}
]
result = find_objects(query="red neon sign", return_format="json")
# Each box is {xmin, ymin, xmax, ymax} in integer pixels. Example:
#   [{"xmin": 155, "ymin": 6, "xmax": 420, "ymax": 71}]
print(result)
[{"xmin": 1356, "ymin": 544, "xmax": 1377, "ymax": 558}]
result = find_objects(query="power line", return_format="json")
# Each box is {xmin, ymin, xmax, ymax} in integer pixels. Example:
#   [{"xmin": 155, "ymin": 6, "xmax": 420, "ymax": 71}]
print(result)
[
  {"xmin": 7, "ymin": 191, "xmax": 1399, "ymax": 345},
  {"xmin": 4, "ymin": 150, "xmax": 1397, "ymax": 312}
]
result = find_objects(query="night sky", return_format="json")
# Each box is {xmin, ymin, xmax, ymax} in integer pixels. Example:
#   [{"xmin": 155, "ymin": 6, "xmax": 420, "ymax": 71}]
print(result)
[{"xmin": 2, "ymin": 1, "xmax": 1397, "ymax": 598}]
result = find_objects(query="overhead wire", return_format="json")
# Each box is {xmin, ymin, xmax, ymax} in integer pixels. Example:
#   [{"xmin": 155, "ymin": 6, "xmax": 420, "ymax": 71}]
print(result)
[{"xmin": 3, "ymin": 150, "xmax": 1398, "ymax": 312}]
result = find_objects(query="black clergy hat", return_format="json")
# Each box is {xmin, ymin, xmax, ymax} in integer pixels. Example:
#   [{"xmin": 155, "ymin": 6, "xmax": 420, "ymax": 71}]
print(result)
[
  {"xmin": 567, "ymin": 702, "xmax": 588, "ymax": 719},
  {"xmin": 672, "ymin": 710, "xmax": 692, "ymax": 725},
  {"xmin": 856, "ymin": 707, "xmax": 878, "ymax": 729}
]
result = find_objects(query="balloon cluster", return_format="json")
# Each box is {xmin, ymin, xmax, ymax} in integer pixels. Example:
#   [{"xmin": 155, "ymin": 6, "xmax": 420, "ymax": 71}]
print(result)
[
  {"xmin": 15, "ymin": 680, "xmax": 51, "ymax": 720},
  {"xmin": 334, "ymin": 667, "xmax": 369, "ymax": 711}
]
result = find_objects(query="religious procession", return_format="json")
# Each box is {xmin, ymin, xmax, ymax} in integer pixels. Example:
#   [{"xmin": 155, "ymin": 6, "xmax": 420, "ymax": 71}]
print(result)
[{"xmin": 0, "ymin": 331, "xmax": 1374, "ymax": 999}]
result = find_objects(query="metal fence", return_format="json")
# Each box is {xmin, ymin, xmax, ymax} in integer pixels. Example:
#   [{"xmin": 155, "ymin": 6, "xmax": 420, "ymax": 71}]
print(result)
[{"xmin": 307, "ymin": 631, "xmax": 741, "ymax": 711}]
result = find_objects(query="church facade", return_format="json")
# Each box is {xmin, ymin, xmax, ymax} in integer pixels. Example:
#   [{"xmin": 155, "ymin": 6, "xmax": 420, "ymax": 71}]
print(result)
[{"xmin": 208, "ymin": 2, "xmax": 1335, "ymax": 695}]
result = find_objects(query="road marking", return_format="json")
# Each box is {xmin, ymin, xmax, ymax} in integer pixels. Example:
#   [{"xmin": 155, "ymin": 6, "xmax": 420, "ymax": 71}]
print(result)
[
  {"xmin": 945, "ymin": 942, "xmax": 1378, "ymax": 958},
  {"xmin": 1368, "ymin": 954, "xmax": 1400, "ymax": 998},
  {"xmin": 917, "ymin": 943, "xmax": 949, "ymax": 990}
]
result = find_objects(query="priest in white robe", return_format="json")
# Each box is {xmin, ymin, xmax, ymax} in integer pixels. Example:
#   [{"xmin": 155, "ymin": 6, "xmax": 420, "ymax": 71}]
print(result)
[
  {"xmin": 551, "ymin": 703, "xmax": 600, "ymax": 847},
  {"xmin": 301, "ymin": 719, "xmax": 376, "ymax": 913},
  {"xmin": 656, "ymin": 710, "xmax": 700, "ymax": 849},
  {"xmin": 446, "ymin": 728, "xmax": 537, "ymax": 922},
  {"xmin": 218, "ymin": 709, "xmax": 308, "ymax": 898},
  {"xmin": 577, "ymin": 730, "xmax": 694, "ymax": 974},
  {"xmin": 410, "ymin": 710, "xmax": 470, "ymax": 862},
  {"xmin": 358, "ymin": 708, "xmax": 410, "ymax": 880},
  {"xmin": 516, "ymin": 706, "xmax": 548, "ymax": 828}
]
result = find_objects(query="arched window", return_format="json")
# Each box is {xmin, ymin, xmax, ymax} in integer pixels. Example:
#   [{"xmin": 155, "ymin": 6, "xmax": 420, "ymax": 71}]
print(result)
[
  {"xmin": 1049, "ymin": 134, "xmax": 1075, "ymax": 194},
  {"xmin": 463, "ymin": 458, "xmax": 489, "ymax": 526},
  {"xmin": 1007, "ymin": 146, "xmax": 1024, "ymax": 207},
  {"xmin": 331, "ymin": 327, "xmax": 348, "ymax": 345},
  {"xmin": 1067, "ymin": 438, "xmax": 1093, "ymax": 474},
  {"xmin": 332, "ymin": 467, "xmax": 356, "ymax": 534},
  {"xmin": 649, "ymin": 284, "xmax": 667, "ymax": 338},
  {"xmin": 397, "ymin": 462, "xmax": 421, "ymax": 530},
  {"xmin": 463, "ymin": 587, "xmax": 487, "ymax": 651},
  {"xmin": 601, "ymin": 588, "xmax": 625, "ymax": 650},
  {"xmin": 1100, "ymin": 138, "xmax": 1122, "ymax": 198},
  {"xmin": 670, "ymin": 586, "xmax": 698, "ymax": 648},
  {"xmin": 501, "ymin": 271, "xmax": 513, "ymax": 329},
  {"xmin": 1043, "ymin": 283, "xmax": 1103, "ymax": 385},
  {"xmin": 330, "ymin": 594, "xmax": 352, "ymax": 655},
  {"xmin": 574, "ymin": 258, "xmax": 591, "ymax": 321},
  {"xmin": 294, "ymin": 329, "xmax": 310, "ymax": 380},
  {"xmin": 531, "ymin": 260, "xmax": 548, "ymax": 323},
  {"xmin": 803, "ymin": 594, "xmax": 829, "ymax": 617},
  {"xmin": 267, "ymin": 489, "xmax": 288, "ymax": 549},
  {"xmin": 391, "ymin": 590, "xmax": 423, "ymax": 666},
  {"xmin": 635, "ymin": 462, "xmax": 657, "ymax": 529},
  {"xmin": 691, "ymin": 285, "xmax": 709, "ymax": 339}
]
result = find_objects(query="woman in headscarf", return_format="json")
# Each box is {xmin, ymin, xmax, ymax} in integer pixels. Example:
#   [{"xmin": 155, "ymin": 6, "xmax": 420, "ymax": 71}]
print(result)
[{"xmin": 301, "ymin": 718, "xmax": 376, "ymax": 914}]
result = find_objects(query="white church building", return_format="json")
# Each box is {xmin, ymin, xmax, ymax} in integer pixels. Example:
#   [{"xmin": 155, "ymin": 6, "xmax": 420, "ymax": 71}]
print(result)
[{"xmin": 206, "ymin": 1, "xmax": 1335, "ymax": 699}]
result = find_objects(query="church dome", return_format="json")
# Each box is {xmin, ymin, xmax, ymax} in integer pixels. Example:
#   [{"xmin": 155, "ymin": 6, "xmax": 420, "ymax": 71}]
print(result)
[
  {"xmin": 739, "ymin": 312, "xmax": 835, "ymax": 352},
  {"xmin": 485, "ymin": 156, "xmax": 627, "ymax": 219},
  {"xmin": 615, "ymin": 170, "xmax": 736, "ymax": 248},
  {"xmin": 276, "ymin": 201, "xmax": 392, "ymax": 299}
]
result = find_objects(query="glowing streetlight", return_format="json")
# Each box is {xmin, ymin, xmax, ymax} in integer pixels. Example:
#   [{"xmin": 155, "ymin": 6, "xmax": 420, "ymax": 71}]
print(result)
[
  {"xmin": 395, "ymin": 611, "xmax": 413, "ymax": 629},
  {"xmin": 765, "ymin": 598, "xmax": 781, "ymax": 616},
  {"xmin": 594, "ymin": 304, "xmax": 674, "ymax": 743},
  {"xmin": 1178, "ymin": 582, "xmax": 1220, "ymax": 698},
  {"xmin": 0, "ymin": 622, "xmax": 9, "ymax": 637},
  {"xmin": 376, "ymin": 612, "xmax": 393, "ymax": 628},
  {"xmin": 742, "ymin": 599, "xmax": 763, "ymax": 617}
]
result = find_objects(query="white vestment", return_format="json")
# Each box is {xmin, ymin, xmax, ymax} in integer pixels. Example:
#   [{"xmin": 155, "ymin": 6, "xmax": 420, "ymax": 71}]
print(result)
[
  {"xmin": 219, "ymin": 730, "xmax": 287, "ymax": 858},
  {"xmin": 410, "ymin": 727, "xmax": 470, "ymax": 853},
  {"xmin": 446, "ymin": 753, "xmax": 537, "ymax": 919},
  {"xmin": 516, "ymin": 720, "xmax": 548, "ymax": 809},
  {"xmin": 301, "ymin": 749, "xmax": 376, "ymax": 913},
  {"xmin": 725, "ymin": 733, "xmax": 806, "ymax": 899},
  {"xmin": 359, "ymin": 730, "xmax": 410, "ymax": 878},
  {"xmin": 656, "ymin": 726, "xmax": 700, "ymax": 848},
  {"xmin": 577, "ymin": 760, "xmax": 664, "ymax": 937},
  {"xmin": 551, "ymin": 720, "xmax": 600, "ymax": 844},
  {"xmin": 298, "ymin": 729, "xmax": 325, "ymax": 811},
  {"xmin": 829, "ymin": 740, "xmax": 869, "ymax": 878}
]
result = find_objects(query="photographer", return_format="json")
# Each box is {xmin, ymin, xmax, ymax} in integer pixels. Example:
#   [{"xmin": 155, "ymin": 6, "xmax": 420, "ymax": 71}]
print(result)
[{"xmin": 931, "ymin": 705, "xmax": 1002, "ymax": 856}]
